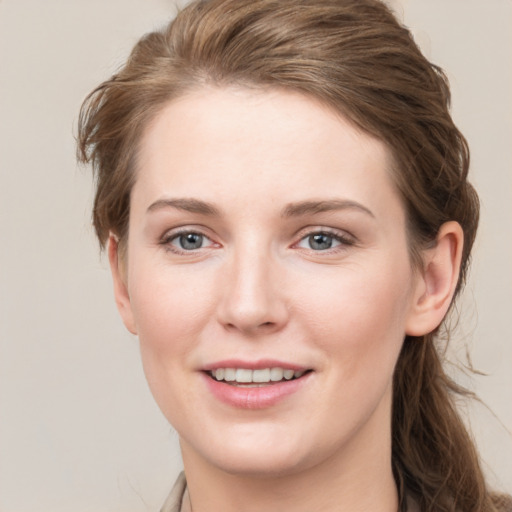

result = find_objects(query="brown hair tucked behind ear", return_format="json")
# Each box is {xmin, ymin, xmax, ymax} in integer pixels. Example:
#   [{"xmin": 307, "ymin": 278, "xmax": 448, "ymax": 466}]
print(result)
[{"xmin": 77, "ymin": 1, "xmax": 510, "ymax": 510}]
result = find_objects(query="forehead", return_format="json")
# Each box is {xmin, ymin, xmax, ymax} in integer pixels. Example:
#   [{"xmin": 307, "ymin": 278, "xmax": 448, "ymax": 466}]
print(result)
[{"xmin": 132, "ymin": 86, "xmax": 401, "ymax": 222}]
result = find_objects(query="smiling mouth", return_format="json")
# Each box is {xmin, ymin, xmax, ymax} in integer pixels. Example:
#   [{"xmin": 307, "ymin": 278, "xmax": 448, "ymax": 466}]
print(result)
[{"xmin": 207, "ymin": 368, "xmax": 312, "ymax": 387}]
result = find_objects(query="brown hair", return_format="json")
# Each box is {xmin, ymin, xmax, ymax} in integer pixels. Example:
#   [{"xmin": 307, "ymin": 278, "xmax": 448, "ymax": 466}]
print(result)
[{"xmin": 77, "ymin": 1, "xmax": 510, "ymax": 510}]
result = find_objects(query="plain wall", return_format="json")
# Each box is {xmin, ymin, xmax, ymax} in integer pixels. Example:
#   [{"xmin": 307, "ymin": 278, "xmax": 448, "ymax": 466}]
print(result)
[{"xmin": 0, "ymin": 1, "xmax": 510, "ymax": 510}]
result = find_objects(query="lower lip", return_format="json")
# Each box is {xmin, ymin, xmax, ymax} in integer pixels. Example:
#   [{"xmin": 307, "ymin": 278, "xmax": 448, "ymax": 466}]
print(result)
[{"xmin": 202, "ymin": 372, "xmax": 312, "ymax": 409}]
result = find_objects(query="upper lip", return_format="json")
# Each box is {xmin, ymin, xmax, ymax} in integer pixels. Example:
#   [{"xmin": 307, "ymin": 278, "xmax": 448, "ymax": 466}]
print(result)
[{"xmin": 202, "ymin": 359, "xmax": 310, "ymax": 371}]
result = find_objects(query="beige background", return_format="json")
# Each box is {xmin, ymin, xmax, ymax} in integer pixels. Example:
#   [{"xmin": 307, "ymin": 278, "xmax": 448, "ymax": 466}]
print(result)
[{"xmin": 0, "ymin": 1, "xmax": 510, "ymax": 510}]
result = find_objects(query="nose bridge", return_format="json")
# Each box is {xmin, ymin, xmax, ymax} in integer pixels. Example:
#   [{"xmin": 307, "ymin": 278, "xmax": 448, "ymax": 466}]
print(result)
[{"xmin": 217, "ymin": 236, "xmax": 287, "ymax": 334}]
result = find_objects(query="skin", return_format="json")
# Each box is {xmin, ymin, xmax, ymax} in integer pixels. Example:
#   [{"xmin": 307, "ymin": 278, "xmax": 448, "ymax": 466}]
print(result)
[{"xmin": 109, "ymin": 87, "xmax": 463, "ymax": 512}]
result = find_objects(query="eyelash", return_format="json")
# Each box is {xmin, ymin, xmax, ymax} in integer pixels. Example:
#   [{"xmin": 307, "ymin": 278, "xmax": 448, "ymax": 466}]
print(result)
[
  {"xmin": 294, "ymin": 228, "xmax": 355, "ymax": 253},
  {"xmin": 160, "ymin": 228, "xmax": 217, "ymax": 255},
  {"xmin": 159, "ymin": 227, "xmax": 355, "ymax": 255}
]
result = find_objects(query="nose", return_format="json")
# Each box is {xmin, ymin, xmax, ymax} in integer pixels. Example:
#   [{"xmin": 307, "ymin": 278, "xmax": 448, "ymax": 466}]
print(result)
[{"xmin": 216, "ymin": 246, "xmax": 289, "ymax": 336}]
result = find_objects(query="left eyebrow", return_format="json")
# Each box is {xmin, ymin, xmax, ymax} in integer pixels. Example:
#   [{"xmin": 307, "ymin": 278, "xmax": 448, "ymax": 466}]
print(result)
[{"xmin": 281, "ymin": 199, "xmax": 375, "ymax": 219}]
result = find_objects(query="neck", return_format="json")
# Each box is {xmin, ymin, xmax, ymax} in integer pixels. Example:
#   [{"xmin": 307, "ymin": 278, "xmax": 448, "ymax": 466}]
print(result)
[{"xmin": 180, "ymin": 391, "xmax": 398, "ymax": 512}]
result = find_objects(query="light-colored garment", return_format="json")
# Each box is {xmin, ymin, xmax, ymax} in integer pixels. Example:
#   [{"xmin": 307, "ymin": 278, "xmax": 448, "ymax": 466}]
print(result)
[
  {"xmin": 160, "ymin": 472, "xmax": 420, "ymax": 512},
  {"xmin": 160, "ymin": 472, "xmax": 191, "ymax": 512}
]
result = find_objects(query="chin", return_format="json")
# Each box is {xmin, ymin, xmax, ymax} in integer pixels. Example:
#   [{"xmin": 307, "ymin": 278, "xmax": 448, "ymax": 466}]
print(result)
[
  {"xmin": 181, "ymin": 425, "xmax": 328, "ymax": 479},
  {"xmin": 211, "ymin": 448, "xmax": 308, "ymax": 479}
]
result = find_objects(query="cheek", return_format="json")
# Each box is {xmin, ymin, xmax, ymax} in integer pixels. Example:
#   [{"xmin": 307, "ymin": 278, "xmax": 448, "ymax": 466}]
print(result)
[
  {"xmin": 296, "ymin": 261, "xmax": 413, "ymax": 372},
  {"xmin": 298, "ymin": 265, "xmax": 412, "ymax": 432},
  {"xmin": 126, "ymin": 262, "xmax": 219, "ymax": 422},
  {"xmin": 126, "ymin": 258, "xmax": 217, "ymax": 384}
]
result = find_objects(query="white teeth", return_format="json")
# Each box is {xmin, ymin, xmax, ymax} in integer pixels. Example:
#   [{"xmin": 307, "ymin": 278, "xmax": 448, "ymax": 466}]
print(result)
[
  {"xmin": 235, "ymin": 369, "xmax": 252, "ymax": 383},
  {"xmin": 253, "ymin": 368, "xmax": 270, "ymax": 383},
  {"xmin": 210, "ymin": 367, "xmax": 308, "ymax": 384},
  {"xmin": 270, "ymin": 368, "xmax": 284, "ymax": 381},
  {"xmin": 224, "ymin": 368, "xmax": 236, "ymax": 381},
  {"xmin": 283, "ymin": 369, "xmax": 294, "ymax": 380}
]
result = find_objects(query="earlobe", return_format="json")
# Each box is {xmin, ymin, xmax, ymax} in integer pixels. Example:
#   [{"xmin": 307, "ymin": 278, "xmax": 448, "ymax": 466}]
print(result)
[
  {"xmin": 405, "ymin": 221, "xmax": 464, "ymax": 337},
  {"xmin": 108, "ymin": 233, "xmax": 138, "ymax": 335}
]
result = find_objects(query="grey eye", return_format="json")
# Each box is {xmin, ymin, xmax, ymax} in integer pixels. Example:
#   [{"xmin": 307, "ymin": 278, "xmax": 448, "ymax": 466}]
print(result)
[
  {"xmin": 177, "ymin": 232, "xmax": 204, "ymax": 250},
  {"xmin": 308, "ymin": 233, "xmax": 335, "ymax": 250}
]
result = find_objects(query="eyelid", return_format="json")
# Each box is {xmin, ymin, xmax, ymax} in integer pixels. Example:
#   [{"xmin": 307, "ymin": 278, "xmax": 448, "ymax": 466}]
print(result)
[
  {"xmin": 158, "ymin": 224, "xmax": 356, "ymax": 255},
  {"xmin": 159, "ymin": 226, "xmax": 220, "ymax": 254},
  {"xmin": 292, "ymin": 226, "xmax": 356, "ymax": 251}
]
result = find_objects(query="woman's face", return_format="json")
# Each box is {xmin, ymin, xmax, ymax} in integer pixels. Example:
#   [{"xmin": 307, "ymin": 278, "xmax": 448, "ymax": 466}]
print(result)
[{"xmin": 115, "ymin": 87, "xmax": 425, "ymax": 477}]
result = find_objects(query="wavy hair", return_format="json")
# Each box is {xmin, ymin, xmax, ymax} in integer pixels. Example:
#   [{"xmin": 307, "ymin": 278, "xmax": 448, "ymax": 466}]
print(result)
[{"xmin": 77, "ymin": 1, "xmax": 510, "ymax": 510}]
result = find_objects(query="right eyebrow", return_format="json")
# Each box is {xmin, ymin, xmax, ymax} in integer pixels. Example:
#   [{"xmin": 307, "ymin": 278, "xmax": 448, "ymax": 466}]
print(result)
[{"xmin": 146, "ymin": 197, "xmax": 221, "ymax": 216}]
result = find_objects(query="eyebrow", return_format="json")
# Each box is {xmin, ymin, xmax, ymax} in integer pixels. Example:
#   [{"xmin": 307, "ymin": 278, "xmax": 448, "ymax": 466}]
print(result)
[
  {"xmin": 147, "ymin": 198, "xmax": 220, "ymax": 216},
  {"xmin": 146, "ymin": 197, "xmax": 374, "ymax": 219},
  {"xmin": 281, "ymin": 199, "xmax": 375, "ymax": 218}
]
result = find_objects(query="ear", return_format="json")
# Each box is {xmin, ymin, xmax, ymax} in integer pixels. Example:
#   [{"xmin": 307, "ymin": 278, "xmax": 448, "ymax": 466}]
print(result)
[
  {"xmin": 108, "ymin": 233, "xmax": 138, "ymax": 335},
  {"xmin": 405, "ymin": 221, "xmax": 464, "ymax": 337}
]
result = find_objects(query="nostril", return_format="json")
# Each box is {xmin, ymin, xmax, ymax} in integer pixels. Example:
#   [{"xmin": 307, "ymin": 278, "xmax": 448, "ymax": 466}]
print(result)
[{"xmin": 258, "ymin": 321, "xmax": 278, "ymax": 331}]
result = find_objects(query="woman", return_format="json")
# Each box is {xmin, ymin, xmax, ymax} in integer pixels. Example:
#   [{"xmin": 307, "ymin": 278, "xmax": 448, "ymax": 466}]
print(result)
[{"xmin": 77, "ymin": 0, "xmax": 511, "ymax": 510}]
